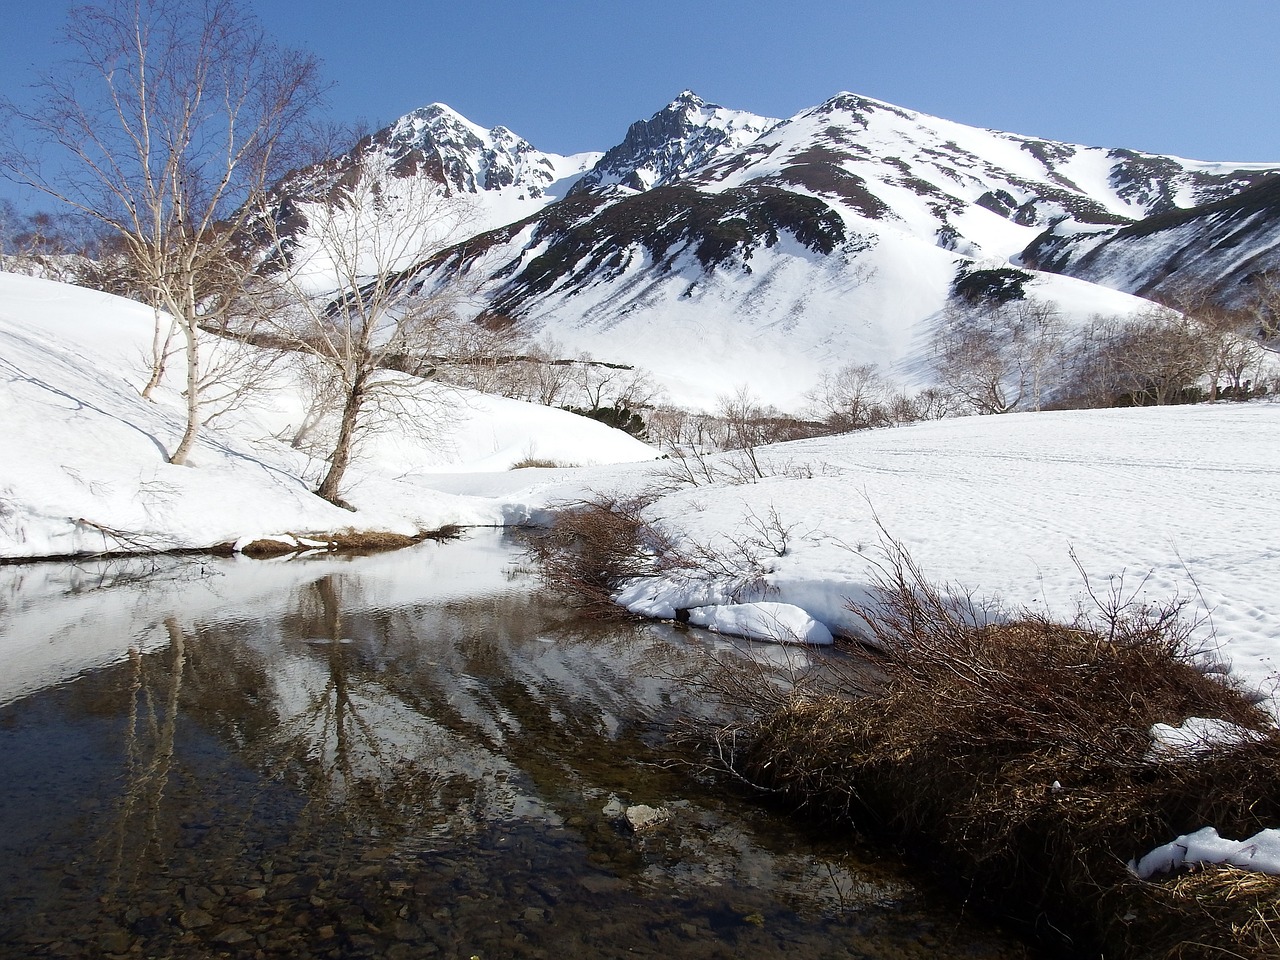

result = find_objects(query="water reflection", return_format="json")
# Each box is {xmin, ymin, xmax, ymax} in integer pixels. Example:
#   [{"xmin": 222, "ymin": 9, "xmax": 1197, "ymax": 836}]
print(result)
[{"xmin": 0, "ymin": 533, "xmax": 1037, "ymax": 959}]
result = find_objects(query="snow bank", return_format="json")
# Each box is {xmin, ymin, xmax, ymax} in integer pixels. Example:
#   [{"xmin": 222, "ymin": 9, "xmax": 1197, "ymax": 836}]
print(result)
[
  {"xmin": 573, "ymin": 404, "xmax": 1280, "ymax": 703},
  {"xmin": 1147, "ymin": 717, "xmax": 1268, "ymax": 760},
  {"xmin": 0, "ymin": 273, "xmax": 657, "ymax": 558},
  {"xmin": 615, "ymin": 576, "xmax": 756, "ymax": 621},
  {"xmin": 686, "ymin": 602, "xmax": 834, "ymax": 646}
]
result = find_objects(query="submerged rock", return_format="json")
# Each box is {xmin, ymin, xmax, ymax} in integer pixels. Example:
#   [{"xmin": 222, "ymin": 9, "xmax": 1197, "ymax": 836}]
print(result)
[{"xmin": 624, "ymin": 804, "xmax": 670, "ymax": 832}]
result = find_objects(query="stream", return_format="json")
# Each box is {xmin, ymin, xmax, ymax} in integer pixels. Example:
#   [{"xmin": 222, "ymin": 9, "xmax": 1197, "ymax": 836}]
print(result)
[{"xmin": 0, "ymin": 530, "xmax": 1042, "ymax": 959}]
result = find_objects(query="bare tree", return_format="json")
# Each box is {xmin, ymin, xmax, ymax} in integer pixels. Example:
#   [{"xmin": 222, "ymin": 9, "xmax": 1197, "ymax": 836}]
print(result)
[
  {"xmin": 1062, "ymin": 314, "xmax": 1128, "ymax": 409},
  {"xmin": 1066, "ymin": 307, "xmax": 1211, "ymax": 408},
  {"xmin": 1197, "ymin": 312, "xmax": 1263, "ymax": 401},
  {"xmin": 644, "ymin": 403, "xmax": 690, "ymax": 455},
  {"xmin": 448, "ymin": 335, "xmax": 579, "ymax": 407},
  {"xmin": 715, "ymin": 385, "xmax": 810, "ymax": 480},
  {"xmin": 261, "ymin": 166, "xmax": 476, "ymax": 507},
  {"xmin": 431, "ymin": 319, "xmax": 520, "ymax": 395},
  {"xmin": 805, "ymin": 361, "xmax": 887, "ymax": 432},
  {"xmin": 880, "ymin": 386, "xmax": 957, "ymax": 425},
  {"xmin": 934, "ymin": 297, "xmax": 1065, "ymax": 414},
  {"xmin": 1016, "ymin": 298, "xmax": 1068, "ymax": 411},
  {"xmin": 2, "ymin": 0, "xmax": 324, "ymax": 465},
  {"xmin": 934, "ymin": 304, "xmax": 1014, "ymax": 414},
  {"xmin": 0, "ymin": 201, "xmax": 104, "ymax": 279},
  {"xmin": 567, "ymin": 358, "xmax": 661, "ymax": 414},
  {"xmin": 1246, "ymin": 270, "xmax": 1280, "ymax": 342},
  {"xmin": 1160, "ymin": 285, "xmax": 1266, "ymax": 401},
  {"xmin": 1109, "ymin": 307, "xmax": 1208, "ymax": 406},
  {"xmin": 519, "ymin": 339, "xmax": 576, "ymax": 407}
]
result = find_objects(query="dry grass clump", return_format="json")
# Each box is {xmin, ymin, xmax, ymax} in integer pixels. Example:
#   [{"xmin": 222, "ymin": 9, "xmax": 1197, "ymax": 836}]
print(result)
[
  {"xmin": 717, "ymin": 541, "xmax": 1280, "ymax": 959},
  {"xmin": 1129, "ymin": 866, "xmax": 1280, "ymax": 959},
  {"xmin": 509, "ymin": 457, "xmax": 576, "ymax": 469},
  {"xmin": 336, "ymin": 528, "xmax": 464, "ymax": 552},
  {"xmin": 236, "ymin": 525, "xmax": 460, "ymax": 558},
  {"xmin": 524, "ymin": 493, "xmax": 672, "ymax": 613}
]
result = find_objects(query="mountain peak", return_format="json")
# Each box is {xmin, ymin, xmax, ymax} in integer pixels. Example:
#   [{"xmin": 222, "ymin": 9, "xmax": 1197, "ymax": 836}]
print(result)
[
  {"xmin": 266, "ymin": 98, "xmax": 578, "ymax": 225},
  {"xmin": 392, "ymin": 102, "xmax": 488, "ymax": 146},
  {"xmin": 669, "ymin": 90, "xmax": 706, "ymax": 108},
  {"xmin": 806, "ymin": 91, "xmax": 916, "ymax": 123},
  {"xmin": 421, "ymin": 101, "xmax": 461, "ymax": 117},
  {"xmin": 570, "ymin": 93, "xmax": 778, "ymax": 195}
]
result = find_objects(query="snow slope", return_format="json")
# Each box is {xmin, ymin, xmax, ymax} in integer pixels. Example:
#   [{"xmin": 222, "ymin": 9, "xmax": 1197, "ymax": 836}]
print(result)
[
  {"xmin": 607, "ymin": 404, "xmax": 1280, "ymax": 705},
  {"xmin": 485, "ymin": 213, "xmax": 1155, "ymax": 409},
  {"xmin": 0, "ymin": 273, "xmax": 656, "ymax": 559},
  {"xmin": 1025, "ymin": 175, "xmax": 1280, "ymax": 307}
]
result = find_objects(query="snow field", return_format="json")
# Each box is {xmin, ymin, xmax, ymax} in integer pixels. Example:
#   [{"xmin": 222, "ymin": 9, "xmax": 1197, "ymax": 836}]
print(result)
[{"xmin": 614, "ymin": 406, "xmax": 1280, "ymax": 699}]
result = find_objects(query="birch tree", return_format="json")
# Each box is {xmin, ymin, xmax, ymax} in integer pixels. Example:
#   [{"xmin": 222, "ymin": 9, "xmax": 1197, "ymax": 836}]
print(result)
[
  {"xmin": 3, "ymin": 0, "xmax": 323, "ymax": 464},
  {"xmin": 806, "ymin": 361, "xmax": 888, "ymax": 432}
]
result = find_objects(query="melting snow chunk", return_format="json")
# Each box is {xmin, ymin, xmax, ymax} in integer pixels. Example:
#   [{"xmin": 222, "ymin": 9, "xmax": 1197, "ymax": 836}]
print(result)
[
  {"xmin": 1146, "ymin": 717, "xmax": 1266, "ymax": 760},
  {"xmin": 1130, "ymin": 826, "xmax": 1280, "ymax": 879},
  {"xmin": 685, "ymin": 602, "xmax": 834, "ymax": 645}
]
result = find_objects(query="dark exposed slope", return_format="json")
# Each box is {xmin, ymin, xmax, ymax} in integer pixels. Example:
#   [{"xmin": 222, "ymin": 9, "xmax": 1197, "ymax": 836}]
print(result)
[
  {"xmin": 475, "ymin": 185, "xmax": 846, "ymax": 318},
  {"xmin": 1023, "ymin": 175, "xmax": 1280, "ymax": 304}
]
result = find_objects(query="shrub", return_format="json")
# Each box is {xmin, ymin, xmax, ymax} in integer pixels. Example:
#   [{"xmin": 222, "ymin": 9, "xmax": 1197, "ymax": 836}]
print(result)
[
  {"xmin": 952, "ymin": 266, "xmax": 1033, "ymax": 304},
  {"xmin": 710, "ymin": 539, "xmax": 1280, "ymax": 959},
  {"xmin": 523, "ymin": 493, "xmax": 670, "ymax": 613},
  {"xmin": 509, "ymin": 457, "xmax": 575, "ymax": 469},
  {"xmin": 562, "ymin": 403, "xmax": 647, "ymax": 437}
]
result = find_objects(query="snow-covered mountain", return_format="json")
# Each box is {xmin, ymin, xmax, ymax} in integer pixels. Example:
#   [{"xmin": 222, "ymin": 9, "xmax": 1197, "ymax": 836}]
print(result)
[
  {"xmin": 676, "ymin": 92, "xmax": 1278, "ymax": 258},
  {"xmin": 263, "ymin": 102, "xmax": 601, "ymax": 247},
  {"xmin": 259, "ymin": 91, "xmax": 1280, "ymax": 407}
]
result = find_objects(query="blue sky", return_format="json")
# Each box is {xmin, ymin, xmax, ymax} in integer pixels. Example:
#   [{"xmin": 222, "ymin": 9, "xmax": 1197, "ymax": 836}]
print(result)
[{"xmin": 3, "ymin": 0, "xmax": 1279, "ymax": 210}]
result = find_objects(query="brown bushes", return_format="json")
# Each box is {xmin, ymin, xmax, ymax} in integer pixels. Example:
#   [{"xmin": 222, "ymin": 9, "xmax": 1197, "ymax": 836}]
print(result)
[
  {"xmin": 714, "ymin": 540, "xmax": 1280, "ymax": 959},
  {"xmin": 509, "ymin": 457, "xmax": 576, "ymax": 469},
  {"xmin": 523, "ymin": 492, "xmax": 672, "ymax": 613}
]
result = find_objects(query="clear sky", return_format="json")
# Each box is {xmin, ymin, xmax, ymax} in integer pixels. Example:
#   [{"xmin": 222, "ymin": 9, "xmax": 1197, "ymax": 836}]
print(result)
[{"xmin": 3, "ymin": 0, "xmax": 1279, "ymax": 211}]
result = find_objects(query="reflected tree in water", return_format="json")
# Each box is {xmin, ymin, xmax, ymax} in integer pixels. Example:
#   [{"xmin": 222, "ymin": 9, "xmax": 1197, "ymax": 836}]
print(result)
[{"xmin": 105, "ymin": 620, "xmax": 186, "ymax": 887}]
